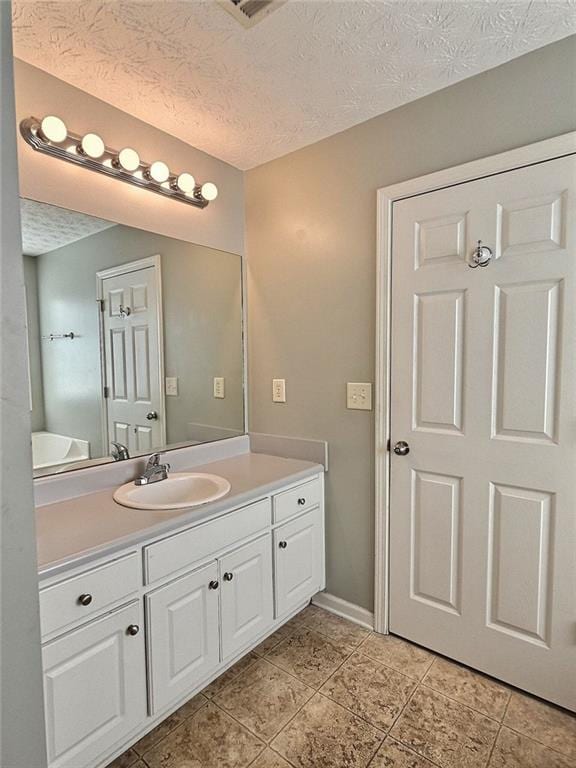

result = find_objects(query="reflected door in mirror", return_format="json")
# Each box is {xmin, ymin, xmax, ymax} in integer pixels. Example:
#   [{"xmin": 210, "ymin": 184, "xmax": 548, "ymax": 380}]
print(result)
[{"xmin": 101, "ymin": 261, "xmax": 165, "ymax": 455}]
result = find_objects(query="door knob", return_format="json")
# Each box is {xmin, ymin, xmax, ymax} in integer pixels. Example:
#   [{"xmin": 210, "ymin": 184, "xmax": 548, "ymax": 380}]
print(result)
[
  {"xmin": 223, "ymin": 572, "xmax": 234, "ymax": 582},
  {"xmin": 393, "ymin": 441, "xmax": 410, "ymax": 456},
  {"xmin": 146, "ymin": 411, "xmax": 158, "ymax": 421},
  {"xmin": 279, "ymin": 541, "xmax": 288, "ymax": 549},
  {"xmin": 126, "ymin": 624, "xmax": 140, "ymax": 636},
  {"xmin": 209, "ymin": 580, "xmax": 219, "ymax": 590}
]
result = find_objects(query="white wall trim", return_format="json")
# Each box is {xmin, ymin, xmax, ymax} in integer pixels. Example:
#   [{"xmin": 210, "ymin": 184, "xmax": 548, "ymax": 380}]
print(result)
[
  {"xmin": 374, "ymin": 131, "xmax": 576, "ymax": 635},
  {"xmin": 312, "ymin": 591, "xmax": 374, "ymax": 631}
]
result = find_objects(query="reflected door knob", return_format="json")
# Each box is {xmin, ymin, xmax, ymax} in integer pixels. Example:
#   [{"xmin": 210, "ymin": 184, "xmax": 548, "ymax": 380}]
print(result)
[
  {"xmin": 146, "ymin": 411, "xmax": 158, "ymax": 421},
  {"xmin": 393, "ymin": 441, "xmax": 410, "ymax": 456}
]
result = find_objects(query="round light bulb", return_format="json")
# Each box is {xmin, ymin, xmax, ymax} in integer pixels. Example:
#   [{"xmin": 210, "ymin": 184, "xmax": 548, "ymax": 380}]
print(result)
[
  {"xmin": 40, "ymin": 115, "xmax": 67, "ymax": 143},
  {"xmin": 201, "ymin": 182, "xmax": 218, "ymax": 201},
  {"xmin": 81, "ymin": 133, "xmax": 105, "ymax": 159},
  {"xmin": 176, "ymin": 172, "xmax": 196, "ymax": 193},
  {"xmin": 117, "ymin": 147, "xmax": 140, "ymax": 172},
  {"xmin": 149, "ymin": 161, "xmax": 170, "ymax": 183}
]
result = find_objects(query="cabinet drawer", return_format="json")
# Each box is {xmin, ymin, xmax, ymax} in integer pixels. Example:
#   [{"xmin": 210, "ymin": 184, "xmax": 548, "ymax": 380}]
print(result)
[
  {"xmin": 40, "ymin": 553, "xmax": 140, "ymax": 639},
  {"xmin": 144, "ymin": 498, "xmax": 271, "ymax": 585},
  {"xmin": 273, "ymin": 476, "xmax": 321, "ymax": 524}
]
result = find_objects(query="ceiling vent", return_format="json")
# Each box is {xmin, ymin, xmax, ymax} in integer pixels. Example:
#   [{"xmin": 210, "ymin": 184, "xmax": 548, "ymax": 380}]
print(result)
[{"xmin": 216, "ymin": 0, "xmax": 287, "ymax": 28}]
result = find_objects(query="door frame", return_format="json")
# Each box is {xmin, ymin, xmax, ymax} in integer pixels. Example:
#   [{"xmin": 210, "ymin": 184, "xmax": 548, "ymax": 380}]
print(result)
[
  {"xmin": 374, "ymin": 131, "xmax": 576, "ymax": 634},
  {"xmin": 96, "ymin": 254, "xmax": 166, "ymax": 454}
]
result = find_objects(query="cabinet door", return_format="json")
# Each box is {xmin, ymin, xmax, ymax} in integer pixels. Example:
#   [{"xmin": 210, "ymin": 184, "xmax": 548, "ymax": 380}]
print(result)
[
  {"xmin": 220, "ymin": 535, "xmax": 273, "ymax": 659},
  {"xmin": 274, "ymin": 508, "xmax": 322, "ymax": 618},
  {"xmin": 146, "ymin": 561, "xmax": 220, "ymax": 714},
  {"xmin": 43, "ymin": 602, "xmax": 146, "ymax": 768}
]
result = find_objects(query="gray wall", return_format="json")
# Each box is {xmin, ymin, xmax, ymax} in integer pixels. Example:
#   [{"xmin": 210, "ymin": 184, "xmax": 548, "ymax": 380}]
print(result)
[
  {"xmin": 246, "ymin": 36, "xmax": 576, "ymax": 612},
  {"xmin": 23, "ymin": 254, "xmax": 45, "ymax": 431},
  {"xmin": 0, "ymin": 3, "xmax": 47, "ymax": 765},
  {"xmin": 34, "ymin": 224, "xmax": 243, "ymax": 458}
]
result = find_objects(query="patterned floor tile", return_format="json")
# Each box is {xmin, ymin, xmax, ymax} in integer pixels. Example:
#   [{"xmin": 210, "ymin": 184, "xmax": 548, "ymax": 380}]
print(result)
[
  {"xmin": 202, "ymin": 651, "xmax": 259, "ymax": 698},
  {"xmin": 266, "ymin": 627, "xmax": 350, "ymax": 688},
  {"xmin": 271, "ymin": 693, "xmax": 384, "ymax": 768},
  {"xmin": 249, "ymin": 747, "xmax": 294, "ymax": 768},
  {"xmin": 214, "ymin": 658, "xmax": 313, "ymax": 741},
  {"xmin": 142, "ymin": 702, "xmax": 264, "ymax": 768},
  {"xmin": 106, "ymin": 748, "xmax": 140, "ymax": 768},
  {"xmin": 488, "ymin": 726, "xmax": 574, "ymax": 768},
  {"xmin": 390, "ymin": 687, "xmax": 498, "ymax": 768},
  {"xmin": 422, "ymin": 657, "xmax": 510, "ymax": 720},
  {"xmin": 132, "ymin": 693, "xmax": 206, "ymax": 755},
  {"xmin": 321, "ymin": 652, "xmax": 416, "ymax": 730},
  {"xmin": 297, "ymin": 605, "xmax": 370, "ymax": 650},
  {"xmin": 360, "ymin": 634, "xmax": 435, "ymax": 681},
  {"xmin": 371, "ymin": 737, "xmax": 438, "ymax": 768},
  {"xmin": 504, "ymin": 691, "xmax": 576, "ymax": 758}
]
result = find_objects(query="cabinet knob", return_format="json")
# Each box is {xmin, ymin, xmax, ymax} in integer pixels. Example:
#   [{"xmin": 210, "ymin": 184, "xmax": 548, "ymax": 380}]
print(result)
[
  {"xmin": 126, "ymin": 624, "xmax": 140, "ymax": 636},
  {"xmin": 223, "ymin": 572, "xmax": 234, "ymax": 582},
  {"xmin": 297, "ymin": 497, "xmax": 306, "ymax": 506},
  {"xmin": 78, "ymin": 593, "xmax": 93, "ymax": 606},
  {"xmin": 279, "ymin": 540, "xmax": 288, "ymax": 549},
  {"xmin": 209, "ymin": 580, "xmax": 219, "ymax": 590}
]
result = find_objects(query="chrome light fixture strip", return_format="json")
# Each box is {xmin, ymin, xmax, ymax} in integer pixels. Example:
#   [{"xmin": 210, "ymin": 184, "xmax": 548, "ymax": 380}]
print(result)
[{"xmin": 19, "ymin": 117, "xmax": 210, "ymax": 209}]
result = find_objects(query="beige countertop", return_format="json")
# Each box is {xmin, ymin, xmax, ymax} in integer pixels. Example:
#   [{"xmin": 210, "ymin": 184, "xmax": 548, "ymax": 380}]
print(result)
[{"xmin": 36, "ymin": 452, "xmax": 322, "ymax": 581}]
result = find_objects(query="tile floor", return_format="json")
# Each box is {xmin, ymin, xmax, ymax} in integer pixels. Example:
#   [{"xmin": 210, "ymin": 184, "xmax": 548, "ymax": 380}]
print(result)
[{"xmin": 108, "ymin": 605, "xmax": 576, "ymax": 768}]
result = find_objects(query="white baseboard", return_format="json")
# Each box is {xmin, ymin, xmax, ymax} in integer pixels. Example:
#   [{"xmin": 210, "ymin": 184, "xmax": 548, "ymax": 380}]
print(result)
[{"xmin": 312, "ymin": 591, "xmax": 375, "ymax": 631}]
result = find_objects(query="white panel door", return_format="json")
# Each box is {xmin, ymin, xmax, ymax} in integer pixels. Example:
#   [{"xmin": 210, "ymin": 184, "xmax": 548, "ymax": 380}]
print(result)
[
  {"xmin": 274, "ymin": 507, "xmax": 322, "ymax": 618},
  {"xmin": 102, "ymin": 264, "xmax": 164, "ymax": 455},
  {"xmin": 219, "ymin": 535, "xmax": 273, "ymax": 659},
  {"xmin": 42, "ymin": 602, "xmax": 146, "ymax": 768},
  {"xmin": 389, "ymin": 155, "xmax": 576, "ymax": 710},
  {"xmin": 146, "ymin": 561, "xmax": 220, "ymax": 714}
]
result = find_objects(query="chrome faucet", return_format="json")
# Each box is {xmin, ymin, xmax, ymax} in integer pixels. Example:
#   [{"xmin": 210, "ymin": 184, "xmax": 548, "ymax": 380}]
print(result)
[
  {"xmin": 111, "ymin": 441, "xmax": 130, "ymax": 461},
  {"xmin": 135, "ymin": 453, "xmax": 170, "ymax": 486}
]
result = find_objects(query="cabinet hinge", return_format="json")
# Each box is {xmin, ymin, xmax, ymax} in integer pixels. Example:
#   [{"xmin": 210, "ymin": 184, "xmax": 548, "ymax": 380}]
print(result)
[
  {"xmin": 97, "ymin": 298, "xmax": 105, "ymax": 312},
  {"xmin": 103, "ymin": 386, "xmax": 109, "ymax": 399}
]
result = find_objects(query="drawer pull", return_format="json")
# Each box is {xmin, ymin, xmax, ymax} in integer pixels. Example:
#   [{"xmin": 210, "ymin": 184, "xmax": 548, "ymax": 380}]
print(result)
[
  {"xmin": 78, "ymin": 593, "xmax": 93, "ymax": 606},
  {"xmin": 126, "ymin": 624, "xmax": 140, "ymax": 636},
  {"xmin": 297, "ymin": 498, "xmax": 306, "ymax": 506},
  {"xmin": 209, "ymin": 580, "xmax": 219, "ymax": 590},
  {"xmin": 223, "ymin": 572, "xmax": 234, "ymax": 582},
  {"xmin": 279, "ymin": 540, "xmax": 288, "ymax": 549}
]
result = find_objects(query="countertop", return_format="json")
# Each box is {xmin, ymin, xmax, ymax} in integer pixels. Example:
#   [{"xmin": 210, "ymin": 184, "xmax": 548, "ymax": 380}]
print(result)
[{"xmin": 36, "ymin": 452, "xmax": 322, "ymax": 581}]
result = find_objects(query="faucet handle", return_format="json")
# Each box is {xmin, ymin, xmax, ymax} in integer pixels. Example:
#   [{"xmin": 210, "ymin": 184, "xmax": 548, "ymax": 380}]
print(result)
[{"xmin": 146, "ymin": 452, "xmax": 163, "ymax": 469}]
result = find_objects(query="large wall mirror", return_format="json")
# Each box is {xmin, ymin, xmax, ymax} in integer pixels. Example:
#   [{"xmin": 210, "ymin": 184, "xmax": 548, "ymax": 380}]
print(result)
[{"xmin": 21, "ymin": 199, "xmax": 245, "ymax": 477}]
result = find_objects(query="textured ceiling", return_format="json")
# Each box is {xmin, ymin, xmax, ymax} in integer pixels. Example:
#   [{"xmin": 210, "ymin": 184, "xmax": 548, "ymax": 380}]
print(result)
[
  {"xmin": 21, "ymin": 199, "xmax": 116, "ymax": 255},
  {"xmin": 12, "ymin": 0, "xmax": 576, "ymax": 170}
]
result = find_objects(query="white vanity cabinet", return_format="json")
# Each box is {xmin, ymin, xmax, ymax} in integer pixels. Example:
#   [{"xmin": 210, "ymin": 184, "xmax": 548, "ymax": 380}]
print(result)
[
  {"xmin": 38, "ymin": 470, "xmax": 324, "ymax": 768},
  {"xmin": 42, "ymin": 601, "xmax": 146, "ymax": 768},
  {"xmin": 146, "ymin": 561, "xmax": 220, "ymax": 714}
]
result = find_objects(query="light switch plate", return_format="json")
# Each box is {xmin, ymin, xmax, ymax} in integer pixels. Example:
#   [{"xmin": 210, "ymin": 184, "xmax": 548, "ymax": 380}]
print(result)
[
  {"xmin": 165, "ymin": 377, "xmax": 178, "ymax": 396},
  {"xmin": 213, "ymin": 377, "xmax": 225, "ymax": 399},
  {"xmin": 272, "ymin": 378, "xmax": 286, "ymax": 403},
  {"xmin": 347, "ymin": 382, "xmax": 372, "ymax": 410}
]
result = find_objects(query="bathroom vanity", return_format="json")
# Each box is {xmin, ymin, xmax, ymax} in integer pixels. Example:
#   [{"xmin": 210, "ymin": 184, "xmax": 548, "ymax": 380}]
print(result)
[{"xmin": 35, "ymin": 449, "xmax": 325, "ymax": 768}]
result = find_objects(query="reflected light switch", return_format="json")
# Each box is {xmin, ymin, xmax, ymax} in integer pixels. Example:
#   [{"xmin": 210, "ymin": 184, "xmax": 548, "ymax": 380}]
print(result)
[
  {"xmin": 214, "ymin": 377, "xmax": 225, "ymax": 399},
  {"xmin": 165, "ymin": 377, "xmax": 178, "ymax": 396}
]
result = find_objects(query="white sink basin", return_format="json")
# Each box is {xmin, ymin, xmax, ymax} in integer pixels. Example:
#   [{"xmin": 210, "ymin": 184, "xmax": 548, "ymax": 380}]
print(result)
[{"xmin": 113, "ymin": 472, "xmax": 231, "ymax": 510}]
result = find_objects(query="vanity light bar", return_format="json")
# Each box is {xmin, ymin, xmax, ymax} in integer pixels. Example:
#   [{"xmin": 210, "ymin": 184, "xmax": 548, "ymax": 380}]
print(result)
[{"xmin": 19, "ymin": 116, "xmax": 219, "ymax": 209}]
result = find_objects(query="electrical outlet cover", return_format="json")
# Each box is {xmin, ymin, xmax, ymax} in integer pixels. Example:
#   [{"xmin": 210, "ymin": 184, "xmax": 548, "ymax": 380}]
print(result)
[
  {"xmin": 165, "ymin": 377, "xmax": 178, "ymax": 396},
  {"xmin": 213, "ymin": 377, "xmax": 225, "ymax": 398},
  {"xmin": 272, "ymin": 378, "xmax": 286, "ymax": 403}
]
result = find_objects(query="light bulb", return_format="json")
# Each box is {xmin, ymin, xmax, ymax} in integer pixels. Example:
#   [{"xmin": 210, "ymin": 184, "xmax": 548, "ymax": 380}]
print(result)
[
  {"xmin": 176, "ymin": 172, "xmax": 196, "ymax": 193},
  {"xmin": 201, "ymin": 182, "xmax": 218, "ymax": 201},
  {"xmin": 117, "ymin": 147, "xmax": 140, "ymax": 172},
  {"xmin": 81, "ymin": 133, "xmax": 105, "ymax": 159},
  {"xmin": 149, "ymin": 161, "xmax": 170, "ymax": 183},
  {"xmin": 40, "ymin": 115, "xmax": 67, "ymax": 143}
]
